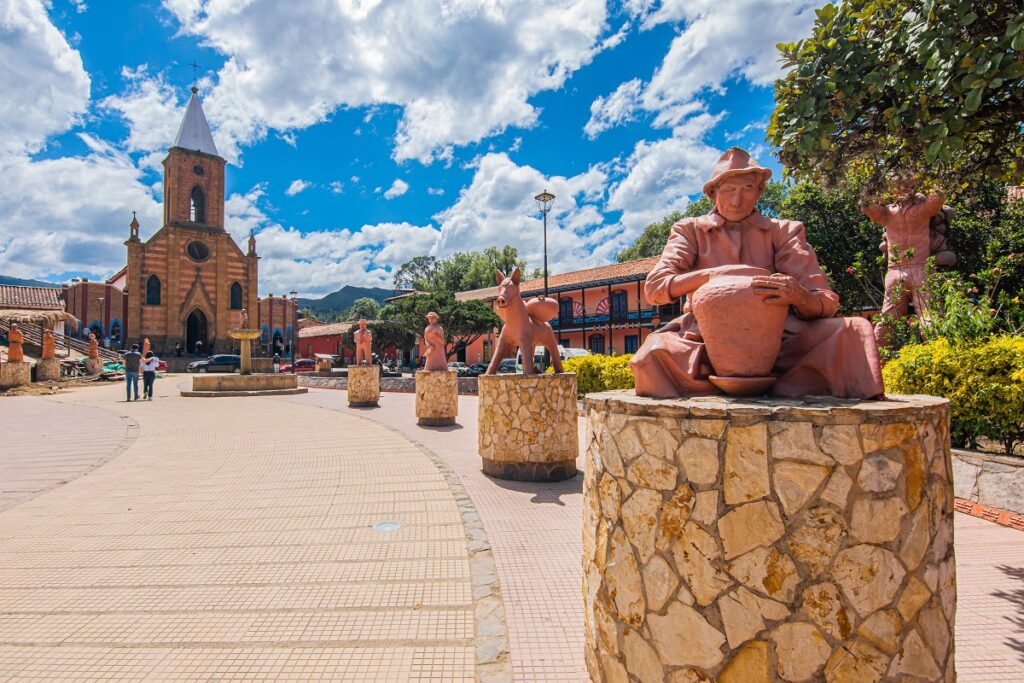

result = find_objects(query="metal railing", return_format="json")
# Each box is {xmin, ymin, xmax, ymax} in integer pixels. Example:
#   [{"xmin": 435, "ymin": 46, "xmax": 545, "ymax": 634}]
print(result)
[{"xmin": 0, "ymin": 319, "xmax": 121, "ymax": 363}]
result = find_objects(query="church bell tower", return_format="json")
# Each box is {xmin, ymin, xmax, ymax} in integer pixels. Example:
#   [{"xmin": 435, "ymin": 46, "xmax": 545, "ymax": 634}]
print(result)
[{"xmin": 162, "ymin": 86, "xmax": 226, "ymax": 231}]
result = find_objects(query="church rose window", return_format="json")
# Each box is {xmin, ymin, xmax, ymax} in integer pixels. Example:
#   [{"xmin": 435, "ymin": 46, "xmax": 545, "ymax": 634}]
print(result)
[
  {"xmin": 193, "ymin": 165, "xmax": 204, "ymax": 175},
  {"xmin": 187, "ymin": 241, "xmax": 210, "ymax": 262}
]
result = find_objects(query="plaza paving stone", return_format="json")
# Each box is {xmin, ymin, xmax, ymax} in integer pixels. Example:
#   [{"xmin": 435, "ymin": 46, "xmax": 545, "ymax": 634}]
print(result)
[{"xmin": 1, "ymin": 378, "xmax": 1022, "ymax": 680}]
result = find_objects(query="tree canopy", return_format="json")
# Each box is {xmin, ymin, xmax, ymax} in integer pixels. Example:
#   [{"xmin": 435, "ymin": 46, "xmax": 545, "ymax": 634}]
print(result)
[
  {"xmin": 771, "ymin": 1, "xmax": 1024, "ymax": 197},
  {"xmin": 392, "ymin": 246, "xmax": 530, "ymax": 293},
  {"xmin": 341, "ymin": 320, "xmax": 416, "ymax": 357},
  {"xmin": 381, "ymin": 291, "xmax": 501, "ymax": 359},
  {"xmin": 342, "ymin": 297, "xmax": 382, "ymax": 321}
]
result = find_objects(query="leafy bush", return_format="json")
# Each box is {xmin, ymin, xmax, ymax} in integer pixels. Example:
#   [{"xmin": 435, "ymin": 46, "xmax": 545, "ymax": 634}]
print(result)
[
  {"xmin": 883, "ymin": 335, "xmax": 1024, "ymax": 455},
  {"xmin": 559, "ymin": 354, "xmax": 635, "ymax": 397}
]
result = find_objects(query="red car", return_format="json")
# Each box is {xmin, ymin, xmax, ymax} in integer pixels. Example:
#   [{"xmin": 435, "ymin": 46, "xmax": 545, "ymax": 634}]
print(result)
[{"xmin": 280, "ymin": 358, "xmax": 316, "ymax": 373}]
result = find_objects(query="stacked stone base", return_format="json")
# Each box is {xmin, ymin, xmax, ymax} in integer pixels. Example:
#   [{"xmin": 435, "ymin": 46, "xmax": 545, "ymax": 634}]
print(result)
[
  {"xmin": 84, "ymin": 358, "xmax": 104, "ymax": 375},
  {"xmin": 348, "ymin": 364, "xmax": 381, "ymax": 407},
  {"xmin": 0, "ymin": 362, "xmax": 31, "ymax": 388},
  {"xmin": 182, "ymin": 373, "xmax": 306, "ymax": 397},
  {"xmin": 35, "ymin": 358, "xmax": 61, "ymax": 382},
  {"xmin": 583, "ymin": 391, "xmax": 955, "ymax": 683},
  {"xmin": 478, "ymin": 373, "xmax": 578, "ymax": 482},
  {"xmin": 416, "ymin": 370, "xmax": 458, "ymax": 426}
]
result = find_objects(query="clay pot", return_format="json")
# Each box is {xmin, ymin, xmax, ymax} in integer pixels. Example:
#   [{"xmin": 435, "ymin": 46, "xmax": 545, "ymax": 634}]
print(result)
[{"xmin": 690, "ymin": 266, "xmax": 788, "ymax": 378}]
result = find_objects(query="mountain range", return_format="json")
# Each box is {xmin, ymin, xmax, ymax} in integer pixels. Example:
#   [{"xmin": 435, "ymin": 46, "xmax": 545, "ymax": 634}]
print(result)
[
  {"xmin": 295, "ymin": 285, "xmax": 396, "ymax": 315},
  {"xmin": 0, "ymin": 275, "xmax": 61, "ymax": 288}
]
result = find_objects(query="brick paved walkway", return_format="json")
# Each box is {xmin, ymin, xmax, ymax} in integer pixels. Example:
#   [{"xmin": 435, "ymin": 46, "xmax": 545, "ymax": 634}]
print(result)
[
  {"xmin": 290, "ymin": 386, "xmax": 1024, "ymax": 683},
  {"xmin": 1, "ymin": 380, "xmax": 1022, "ymax": 681},
  {"xmin": 0, "ymin": 383, "xmax": 479, "ymax": 681}
]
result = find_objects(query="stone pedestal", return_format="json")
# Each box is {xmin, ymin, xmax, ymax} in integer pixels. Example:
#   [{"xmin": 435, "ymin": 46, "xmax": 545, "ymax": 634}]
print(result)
[
  {"xmin": 0, "ymin": 362, "xmax": 31, "ymax": 388},
  {"xmin": 84, "ymin": 358, "xmax": 104, "ymax": 375},
  {"xmin": 182, "ymin": 373, "xmax": 306, "ymax": 397},
  {"xmin": 35, "ymin": 358, "xmax": 61, "ymax": 382},
  {"xmin": 348, "ymin": 364, "xmax": 381, "ymax": 407},
  {"xmin": 478, "ymin": 373, "xmax": 578, "ymax": 481},
  {"xmin": 583, "ymin": 391, "xmax": 955, "ymax": 683},
  {"xmin": 416, "ymin": 370, "xmax": 458, "ymax": 426}
]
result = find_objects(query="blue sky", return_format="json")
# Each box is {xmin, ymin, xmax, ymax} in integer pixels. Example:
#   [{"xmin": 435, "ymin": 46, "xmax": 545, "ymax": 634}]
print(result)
[{"xmin": 1, "ymin": 0, "xmax": 821, "ymax": 296}]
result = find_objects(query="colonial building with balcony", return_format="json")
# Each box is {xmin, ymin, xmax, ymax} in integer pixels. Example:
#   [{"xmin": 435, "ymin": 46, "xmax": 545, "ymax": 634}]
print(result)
[{"xmin": 454, "ymin": 256, "xmax": 681, "ymax": 363}]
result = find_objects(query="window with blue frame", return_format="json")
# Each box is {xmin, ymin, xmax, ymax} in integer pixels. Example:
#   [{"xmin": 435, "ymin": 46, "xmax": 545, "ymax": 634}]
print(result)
[
  {"xmin": 588, "ymin": 333, "xmax": 605, "ymax": 354},
  {"xmin": 625, "ymin": 335, "xmax": 639, "ymax": 354}
]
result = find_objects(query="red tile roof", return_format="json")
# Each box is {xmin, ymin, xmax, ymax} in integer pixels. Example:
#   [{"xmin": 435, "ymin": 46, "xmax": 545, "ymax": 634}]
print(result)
[
  {"xmin": 456, "ymin": 256, "xmax": 659, "ymax": 302},
  {"xmin": 0, "ymin": 285, "xmax": 64, "ymax": 310},
  {"xmin": 297, "ymin": 321, "xmax": 355, "ymax": 338}
]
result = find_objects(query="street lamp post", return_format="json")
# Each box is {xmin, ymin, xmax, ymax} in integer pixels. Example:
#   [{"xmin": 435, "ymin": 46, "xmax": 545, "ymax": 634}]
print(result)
[
  {"xmin": 289, "ymin": 290, "xmax": 298, "ymax": 367},
  {"xmin": 534, "ymin": 190, "xmax": 555, "ymax": 298}
]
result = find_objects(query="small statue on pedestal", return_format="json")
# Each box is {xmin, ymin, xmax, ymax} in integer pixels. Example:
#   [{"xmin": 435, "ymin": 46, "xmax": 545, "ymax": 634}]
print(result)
[
  {"xmin": 239, "ymin": 308, "xmax": 248, "ymax": 328},
  {"xmin": 354, "ymin": 319, "xmax": 372, "ymax": 365},
  {"xmin": 483, "ymin": 267, "xmax": 563, "ymax": 376},
  {"xmin": 41, "ymin": 329, "xmax": 55, "ymax": 360},
  {"xmin": 860, "ymin": 176, "xmax": 957, "ymax": 347},
  {"xmin": 423, "ymin": 311, "xmax": 448, "ymax": 372},
  {"xmin": 143, "ymin": 337, "xmax": 151, "ymax": 356},
  {"xmin": 8, "ymin": 323, "xmax": 24, "ymax": 362},
  {"xmin": 89, "ymin": 332, "xmax": 99, "ymax": 360}
]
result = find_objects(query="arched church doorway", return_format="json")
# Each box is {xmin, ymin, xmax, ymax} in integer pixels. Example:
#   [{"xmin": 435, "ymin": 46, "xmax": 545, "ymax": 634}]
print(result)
[
  {"xmin": 272, "ymin": 329, "xmax": 284, "ymax": 356},
  {"xmin": 186, "ymin": 309, "xmax": 208, "ymax": 354}
]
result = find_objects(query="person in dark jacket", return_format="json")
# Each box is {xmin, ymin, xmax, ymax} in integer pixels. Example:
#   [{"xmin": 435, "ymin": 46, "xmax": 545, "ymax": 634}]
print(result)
[{"xmin": 122, "ymin": 344, "xmax": 142, "ymax": 401}]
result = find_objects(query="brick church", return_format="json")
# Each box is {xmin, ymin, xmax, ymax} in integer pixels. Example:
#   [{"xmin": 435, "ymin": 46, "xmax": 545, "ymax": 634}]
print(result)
[{"xmin": 62, "ymin": 87, "xmax": 297, "ymax": 356}]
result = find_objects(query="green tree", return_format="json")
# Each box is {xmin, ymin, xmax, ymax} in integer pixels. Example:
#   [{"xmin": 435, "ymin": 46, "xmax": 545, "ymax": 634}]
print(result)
[
  {"xmin": 343, "ymin": 297, "xmax": 382, "ymax": 321},
  {"xmin": 382, "ymin": 291, "xmax": 500, "ymax": 359},
  {"xmin": 771, "ymin": 1, "xmax": 1024, "ymax": 197},
  {"xmin": 615, "ymin": 182, "xmax": 788, "ymax": 262},
  {"xmin": 393, "ymin": 255, "xmax": 439, "ymax": 290},
  {"xmin": 461, "ymin": 246, "xmax": 528, "ymax": 291}
]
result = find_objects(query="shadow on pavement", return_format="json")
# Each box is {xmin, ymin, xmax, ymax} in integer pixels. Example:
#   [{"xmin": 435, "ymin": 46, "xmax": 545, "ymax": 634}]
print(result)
[
  {"xmin": 483, "ymin": 471, "xmax": 582, "ymax": 506},
  {"xmin": 993, "ymin": 564, "xmax": 1024, "ymax": 662}
]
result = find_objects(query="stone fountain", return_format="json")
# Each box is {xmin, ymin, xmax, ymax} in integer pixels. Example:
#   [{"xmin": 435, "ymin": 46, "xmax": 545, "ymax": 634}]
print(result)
[{"xmin": 181, "ymin": 311, "xmax": 307, "ymax": 397}]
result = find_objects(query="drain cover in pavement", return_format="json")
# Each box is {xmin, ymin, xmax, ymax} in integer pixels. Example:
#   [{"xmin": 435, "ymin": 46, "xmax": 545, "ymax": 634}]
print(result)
[{"xmin": 373, "ymin": 521, "xmax": 401, "ymax": 532}]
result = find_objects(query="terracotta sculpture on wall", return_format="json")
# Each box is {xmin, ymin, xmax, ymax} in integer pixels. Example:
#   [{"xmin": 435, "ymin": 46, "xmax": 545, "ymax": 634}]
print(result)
[
  {"xmin": 89, "ymin": 332, "xmax": 99, "ymax": 360},
  {"xmin": 484, "ymin": 267, "xmax": 564, "ymax": 376},
  {"xmin": 7, "ymin": 323, "xmax": 25, "ymax": 363},
  {"xmin": 630, "ymin": 147, "xmax": 883, "ymax": 399},
  {"xmin": 354, "ymin": 319, "xmax": 373, "ymax": 365},
  {"xmin": 861, "ymin": 177, "xmax": 957, "ymax": 347},
  {"xmin": 423, "ymin": 311, "xmax": 448, "ymax": 372},
  {"xmin": 41, "ymin": 329, "xmax": 55, "ymax": 360}
]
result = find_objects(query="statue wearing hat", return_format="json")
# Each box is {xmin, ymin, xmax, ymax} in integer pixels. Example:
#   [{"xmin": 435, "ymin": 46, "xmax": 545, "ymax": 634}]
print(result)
[{"xmin": 630, "ymin": 147, "xmax": 883, "ymax": 399}]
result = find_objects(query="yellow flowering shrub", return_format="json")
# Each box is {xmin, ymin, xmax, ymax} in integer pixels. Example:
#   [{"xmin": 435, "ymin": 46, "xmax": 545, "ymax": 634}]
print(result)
[
  {"xmin": 883, "ymin": 335, "xmax": 1024, "ymax": 454},
  {"xmin": 558, "ymin": 353, "xmax": 636, "ymax": 397}
]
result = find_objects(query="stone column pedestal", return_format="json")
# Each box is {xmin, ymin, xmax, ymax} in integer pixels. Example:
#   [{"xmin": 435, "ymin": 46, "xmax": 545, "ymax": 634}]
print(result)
[
  {"xmin": 35, "ymin": 358, "xmax": 61, "ymax": 382},
  {"xmin": 583, "ymin": 391, "xmax": 955, "ymax": 683},
  {"xmin": 0, "ymin": 361, "xmax": 31, "ymax": 388},
  {"xmin": 416, "ymin": 370, "xmax": 458, "ymax": 426},
  {"xmin": 84, "ymin": 358, "xmax": 104, "ymax": 375},
  {"xmin": 348, "ymin": 364, "xmax": 381, "ymax": 407},
  {"xmin": 478, "ymin": 373, "xmax": 578, "ymax": 481}
]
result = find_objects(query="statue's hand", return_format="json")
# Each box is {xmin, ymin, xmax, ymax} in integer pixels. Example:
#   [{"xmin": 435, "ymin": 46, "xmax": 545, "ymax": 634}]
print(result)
[{"xmin": 752, "ymin": 274, "xmax": 811, "ymax": 307}]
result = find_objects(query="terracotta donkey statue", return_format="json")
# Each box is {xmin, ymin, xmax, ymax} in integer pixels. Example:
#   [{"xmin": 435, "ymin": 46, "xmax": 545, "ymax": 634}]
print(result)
[{"xmin": 484, "ymin": 267, "xmax": 564, "ymax": 376}]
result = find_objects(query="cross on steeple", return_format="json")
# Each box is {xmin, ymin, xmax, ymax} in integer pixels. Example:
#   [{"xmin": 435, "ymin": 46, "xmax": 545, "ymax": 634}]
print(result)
[{"xmin": 190, "ymin": 61, "xmax": 200, "ymax": 90}]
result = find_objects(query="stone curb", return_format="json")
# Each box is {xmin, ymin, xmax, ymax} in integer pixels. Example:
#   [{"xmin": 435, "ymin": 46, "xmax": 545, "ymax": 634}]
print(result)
[
  {"xmin": 954, "ymin": 497, "xmax": 1024, "ymax": 531},
  {"xmin": 288, "ymin": 399, "xmax": 513, "ymax": 683}
]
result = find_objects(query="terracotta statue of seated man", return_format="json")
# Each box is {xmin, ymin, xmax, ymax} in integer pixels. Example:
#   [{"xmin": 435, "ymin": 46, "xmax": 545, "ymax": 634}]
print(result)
[{"xmin": 630, "ymin": 147, "xmax": 884, "ymax": 399}]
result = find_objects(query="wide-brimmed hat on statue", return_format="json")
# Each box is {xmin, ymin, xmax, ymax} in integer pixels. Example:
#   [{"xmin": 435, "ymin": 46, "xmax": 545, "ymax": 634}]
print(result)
[{"xmin": 703, "ymin": 147, "xmax": 773, "ymax": 197}]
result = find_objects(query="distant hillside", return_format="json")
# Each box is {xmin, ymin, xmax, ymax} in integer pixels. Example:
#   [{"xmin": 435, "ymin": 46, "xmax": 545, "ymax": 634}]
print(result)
[
  {"xmin": 0, "ymin": 275, "xmax": 60, "ymax": 288},
  {"xmin": 295, "ymin": 285, "xmax": 396, "ymax": 315}
]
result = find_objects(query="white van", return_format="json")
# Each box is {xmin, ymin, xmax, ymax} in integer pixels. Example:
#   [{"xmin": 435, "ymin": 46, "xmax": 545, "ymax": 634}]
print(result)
[{"xmin": 515, "ymin": 345, "xmax": 589, "ymax": 373}]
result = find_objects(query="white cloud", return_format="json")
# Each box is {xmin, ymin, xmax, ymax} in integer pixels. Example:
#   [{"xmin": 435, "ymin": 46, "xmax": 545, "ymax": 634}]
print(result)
[
  {"xmin": 329, "ymin": 180, "xmax": 344, "ymax": 194},
  {"xmin": 584, "ymin": 78, "xmax": 643, "ymax": 139},
  {"xmin": 427, "ymin": 186, "xmax": 445, "ymax": 196},
  {"xmin": 284, "ymin": 179, "xmax": 310, "ymax": 196},
  {"xmin": 99, "ymin": 66, "xmax": 184, "ymax": 154},
  {"xmin": 157, "ymin": 0, "xmax": 610, "ymax": 163},
  {"xmin": 71, "ymin": 0, "xmax": 88, "ymax": 12},
  {"xmin": 383, "ymin": 178, "xmax": 409, "ymax": 200},
  {"xmin": 0, "ymin": 0, "xmax": 91, "ymax": 155}
]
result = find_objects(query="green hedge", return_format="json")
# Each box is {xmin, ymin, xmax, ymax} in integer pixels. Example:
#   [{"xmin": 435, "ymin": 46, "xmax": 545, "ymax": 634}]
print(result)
[
  {"xmin": 883, "ymin": 335, "xmax": 1024, "ymax": 455},
  {"xmin": 559, "ymin": 354, "xmax": 635, "ymax": 397}
]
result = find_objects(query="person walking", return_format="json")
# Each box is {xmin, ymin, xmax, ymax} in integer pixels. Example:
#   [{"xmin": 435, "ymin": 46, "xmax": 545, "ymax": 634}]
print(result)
[
  {"xmin": 273, "ymin": 352, "xmax": 281, "ymax": 373},
  {"xmin": 195, "ymin": 339, "xmax": 203, "ymax": 356},
  {"xmin": 142, "ymin": 351, "xmax": 159, "ymax": 400},
  {"xmin": 122, "ymin": 344, "xmax": 142, "ymax": 401}
]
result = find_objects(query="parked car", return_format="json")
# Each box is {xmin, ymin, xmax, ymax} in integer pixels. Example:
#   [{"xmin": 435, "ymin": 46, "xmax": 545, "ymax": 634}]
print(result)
[
  {"xmin": 156, "ymin": 359, "xmax": 167, "ymax": 372},
  {"xmin": 497, "ymin": 358, "xmax": 518, "ymax": 374},
  {"xmin": 447, "ymin": 362, "xmax": 470, "ymax": 377},
  {"xmin": 187, "ymin": 354, "xmax": 241, "ymax": 373},
  {"xmin": 280, "ymin": 358, "xmax": 316, "ymax": 373},
  {"xmin": 516, "ymin": 345, "xmax": 589, "ymax": 373},
  {"xmin": 466, "ymin": 363, "xmax": 487, "ymax": 377}
]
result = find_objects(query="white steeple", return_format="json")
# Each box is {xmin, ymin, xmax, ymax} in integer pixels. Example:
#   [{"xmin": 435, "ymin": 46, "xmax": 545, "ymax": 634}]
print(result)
[{"xmin": 172, "ymin": 86, "xmax": 219, "ymax": 157}]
